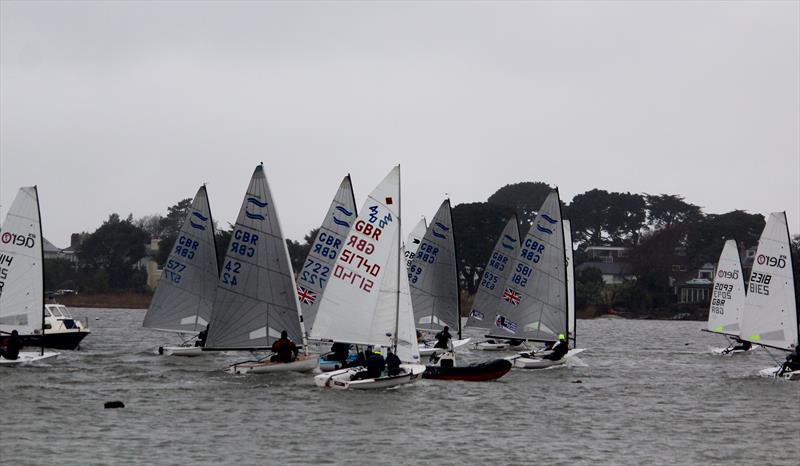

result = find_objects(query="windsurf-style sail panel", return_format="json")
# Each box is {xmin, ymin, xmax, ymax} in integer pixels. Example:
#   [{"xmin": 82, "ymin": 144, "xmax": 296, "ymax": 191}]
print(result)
[
  {"xmin": 143, "ymin": 186, "xmax": 219, "ymax": 334},
  {"xmin": 741, "ymin": 212, "xmax": 798, "ymax": 351},
  {"xmin": 706, "ymin": 239, "xmax": 746, "ymax": 337},
  {"xmin": 296, "ymin": 176, "xmax": 357, "ymax": 336},
  {"xmin": 408, "ymin": 200, "xmax": 458, "ymax": 334},
  {"xmin": 467, "ymin": 216, "xmax": 522, "ymax": 330},
  {"xmin": 404, "ymin": 217, "xmax": 427, "ymax": 269},
  {"xmin": 0, "ymin": 187, "xmax": 43, "ymax": 335},
  {"xmin": 564, "ymin": 219, "xmax": 576, "ymax": 344},
  {"xmin": 310, "ymin": 166, "xmax": 401, "ymax": 349},
  {"xmin": 205, "ymin": 165, "xmax": 303, "ymax": 349},
  {"xmin": 487, "ymin": 191, "xmax": 566, "ymax": 342}
]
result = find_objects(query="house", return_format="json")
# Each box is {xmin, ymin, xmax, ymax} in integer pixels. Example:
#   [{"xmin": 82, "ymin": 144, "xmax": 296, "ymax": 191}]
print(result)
[
  {"xmin": 576, "ymin": 246, "xmax": 634, "ymax": 285},
  {"xmin": 675, "ymin": 262, "xmax": 715, "ymax": 304}
]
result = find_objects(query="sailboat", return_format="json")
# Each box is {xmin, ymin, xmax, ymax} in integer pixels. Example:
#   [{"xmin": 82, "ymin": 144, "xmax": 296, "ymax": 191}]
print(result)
[
  {"xmin": 204, "ymin": 164, "xmax": 317, "ymax": 374},
  {"xmin": 312, "ymin": 166, "xmax": 426, "ymax": 389},
  {"xmin": 467, "ymin": 215, "xmax": 527, "ymax": 351},
  {"xmin": 142, "ymin": 185, "xmax": 219, "ymax": 356},
  {"xmin": 739, "ymin": 212, "xmax": 799, "ymax": 380},
  {"xmin": 0, "ymin": 186, "xmax": 60, "ymax": 365},
  {"xmin": 408, "ymin": 199, "xmax": 471, "ymax": 356},
  {"xmin": 295, "ymin": 175, "xmax": 359, "ymax": 371},
  {"xmin": 701, "ymin": 239, "xmax": 751, "ymax": 355}
]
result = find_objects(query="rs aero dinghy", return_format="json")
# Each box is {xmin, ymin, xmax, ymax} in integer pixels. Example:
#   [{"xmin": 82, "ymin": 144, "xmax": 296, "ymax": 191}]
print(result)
[{"xmin": 312, "ymin": 166, "xmax": 426, "ymax": 389}]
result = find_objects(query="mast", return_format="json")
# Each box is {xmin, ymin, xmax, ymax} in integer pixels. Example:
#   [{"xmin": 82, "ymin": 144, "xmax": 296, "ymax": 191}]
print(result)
[
  {"xmin": 448, "ymin": 198, "xmax": 462, "ymax": 340},
  {"xmin": 784, "ymin": 212, "xmax": 799, "ymax": 347},
  {"xmin": 35, "ymin": 186, "xmax": 44, "ymax": 356},
  {"xmin": 556, "ymin": 188, "xmax": 569, "ymax": 346},
  {"xmin": 392, "ymin": 165, "xmax": 401, "ymax": 353}
]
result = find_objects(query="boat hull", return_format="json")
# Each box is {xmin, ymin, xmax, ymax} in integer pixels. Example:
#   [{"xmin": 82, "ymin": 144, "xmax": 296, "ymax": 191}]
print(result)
[
  {"xmin": 226, "ymin": 354, "xmax": 319, "ymax": 374},
  {"xmin": 19, "ymin": 331, "xmax": 90, "ymax": 350},
  {"xmin": 510, "ymin": 348, "xmax": 586, "ymax": 369},
  {"xmin": 315, "ymin": 363, "xmax": 426, "ymax": 390},
  {"xmin": 0, "ymin": 351, "xmax": 60, "ymax": 366},
  {"xmin": 758, "ymin": 366, "xmax": 800, "ymax": 381},
  {"xmin": 423, "ymin": 358, "xmax": 511, "ymax": 381},
  {"xmin": 159, "ymin": 345, "xmax": 204, "ymax": 357}
]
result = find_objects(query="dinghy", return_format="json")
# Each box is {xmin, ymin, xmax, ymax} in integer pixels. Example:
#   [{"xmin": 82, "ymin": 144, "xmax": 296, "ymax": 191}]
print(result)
[
  {"xmin": 0, "ymin": 186, "xmax": 59, "ymax": 365},
  {"xmin": 508, "ymin": 348, "xmax": 586, "ymax": 369},
  {"xmin": 739, "ymin": 212, "xmax": 799, "ymax": 379},
  {"xmin": 423, "ymin": 351, "xmax": 512, "ymax": 381},
  {"xmin": 142, "ymin": 185, "xmax": 219, "ymax": 356},
  {"xmin": 701, "ymin": 240, "xmax": 754, "ymax": 355},
  {"xmin": 408, "ymin": 199, "xmax": 471, "ymax": 355},
  {"xmin": 202, "ymin": 164, "xmax": 317, "ymax": 373},
  {"xmin": 312, "ymin": 166, "xmax": 425, "ymax": 389}
]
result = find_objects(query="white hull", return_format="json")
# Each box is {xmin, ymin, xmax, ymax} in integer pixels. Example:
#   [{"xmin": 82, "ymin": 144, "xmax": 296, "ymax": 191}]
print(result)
[
  {"xmin": 160, "ymin": 345, "xmax": 205, "ymax": 357},
  {"xmin": 758, "ymin": 366, "xmax": 800, "ymax": 381},
  {"xmin": 419, "ymin": 338, "xmax": 472, "ymax": 356},
  {"xmin": 226, "ymin": 354, "xmax": 319, "ymax": 374},
  {"xmin": 509, "ymin": 348, "xmax": 586, "ymax": 369},
  {"xmin": 315, "ymin": 363, "xmax": 425, "ymax": 390},
  {"xmin": 0, "ymin": 351, "xmax": 60, "ymax": 366}
]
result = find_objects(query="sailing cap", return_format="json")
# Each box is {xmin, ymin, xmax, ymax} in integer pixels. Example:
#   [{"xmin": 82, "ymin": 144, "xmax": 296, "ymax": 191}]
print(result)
[{"xmin": 558, "ymin": 333, "xmax": 566, "ymax": 341}]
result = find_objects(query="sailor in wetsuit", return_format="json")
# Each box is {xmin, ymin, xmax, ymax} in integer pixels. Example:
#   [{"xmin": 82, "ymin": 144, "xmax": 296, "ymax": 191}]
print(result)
[
  {"xmin": 778, "ymin": 349, "xmax": 800, "ymax": 376},
  {"xmin": 723, "ymin": 336, "xmax": 752, "ymax": 354},
  {"xmin": 386, "ymin": 350, "xmax": 402, "ymax": 376},
  {"xmin": 542, "ymin": 333, "xmax": 569, "ymax": 361},
  {"xmin": 434, "ymin": 326, "xmax": 452, "ymax": 350},
  {"xmin": 0, "ymin": 330, "xmax": 22, "ymax": 360},
  {"xmin": 270, "ymin": 330, "xmax": 298, "ymax": 363}
]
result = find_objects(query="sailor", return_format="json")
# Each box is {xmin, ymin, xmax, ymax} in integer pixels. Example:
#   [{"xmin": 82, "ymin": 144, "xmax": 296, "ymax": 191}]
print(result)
[
  {"xmin": 195, "ymin": 324, "xmax": 210, "ymax": 347},
  {"xmin": 0, "ymin": 330, "xmax": 22, "ymax": 361},
  {"xmin": 542, "ymin": 333, "xmax": 569, "ymax": 361},
  {"xmin": 330, "ymin": 341, "xmax": 351, "ymax": 365},
  {"xmin": 778, "ymin": 348, "xmax": 800, "ymax": 376},
  {"xmin": 364, "ymin": 350, "xmax": 386, "ymax": 379},
  {"xmin": 723, "ymin": 337, "xmax": 752, "ymax": 354},
  {"xmin": 434, "ymin": 326, "xmax": 452, "ymax": 350},
  {"xmin": 270, "ymin": 330, "xmax": 298, "ymax": 363},
  {"xmin": 386, "ymin": 350, "xmax": 402, "ymax": 376}
]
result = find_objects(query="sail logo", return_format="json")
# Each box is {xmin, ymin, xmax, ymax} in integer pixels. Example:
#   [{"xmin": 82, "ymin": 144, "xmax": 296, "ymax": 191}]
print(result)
[
  {"xmin": 494, "ymin": 314, "xmax": 518, "ymax": 333},
  {"xmin": 1, "ymin": 232, "xmax": 36, "ymax": 249},
  {"xmin": 190, "ymin": 211, "xmax": 209, "ymax": 231},
  {"xmin": 717, "ymin": 269, "xmax": 739, "ymax": 280},
  {"xmin": 470, "ymin": 309, "xmax": 485, "ymax": 321},
  {"xmin": 245, "ymin": 196, "xmax": 268, "ymax": 221},
  {"xmin": 756, "ymin": 254, "xmax": 787, "ymax": 269},
  {"xmin": 501, "ymin": 234, "xmax": 516, "ymax": 250},
  {"xmin": 332, "ymin": 205, "xmax": 354, "ymax": 228},
  {"xmin": 432, "ymin": 222, "xmax": 449, "ymax": 240}
]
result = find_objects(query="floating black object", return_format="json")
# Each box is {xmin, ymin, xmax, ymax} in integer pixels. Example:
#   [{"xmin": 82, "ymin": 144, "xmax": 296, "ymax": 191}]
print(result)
[
  {"xmin": 104, "ymin": 401, "xmax": 125, "ymax": 409},
  {"xmin": 572, "ymin": 380, "xmax": 583, "ymax": 384}
]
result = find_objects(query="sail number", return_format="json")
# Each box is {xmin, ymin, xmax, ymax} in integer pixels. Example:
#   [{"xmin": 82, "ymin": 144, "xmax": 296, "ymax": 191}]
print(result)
[
  {"xmin": 748, "ymin": 271, "xmax": 771, "ymax": 296},
  {"xmin": 312, "ymin": 232, "xmax": 342, "ymax": 260},
  {"xmin": 408, "ymin": 264, "xmax": 423, "ymax": 284},
  {"xmin": 175, "ymin": 235, "xmax": 199, "ymax": 260},
  {"xmin": 481, "ymin": 271, "xmax": 499, "ymax": 290},
  {"xmin": 520, "ymin": 238, "xmax": 545, "ymax": 263},
  {"xmin": 163, "ymin": 259, "xmax": 187, "ymax": 284},
  {"xmin": 222, "ymin": 260, "xmax": 242, "ymax": 287},
  {"xmin": 489, "ymin": 252, "xmax": 508, "ymax": 271},
  {"xmin": 300, "ymin": 258, "xmax": 330, "ymax": 288},
  {"xmin": 511, "ymin": 263, "xmax": 533, "ymax": 287},
  {"xmin": 415, "ymin": 243, "xmax": 438, "ymax": 264},
  {"xmin": 230, "ymin": 229, "xmax": 258, "ymax": 258}
]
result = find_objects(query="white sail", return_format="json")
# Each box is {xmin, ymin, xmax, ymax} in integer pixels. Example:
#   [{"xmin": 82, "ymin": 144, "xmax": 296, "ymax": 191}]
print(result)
[
  {"xmin": 740, "ymin": 212, "xmax": 798, "ymax": 351},
  {"xmin": 488, "ymin": 191, "xmax": 567, "ymax": 342},
  {"xmin": 310, "ymin": 166, "xmax": 402, "ymax": 350},
  {"xmin": 706, "ymin": 239, "xmax": 746, "ymax": 337},
  {"xmin": 564, "ymin": 219, "xmax": 576, "ymax": 344},
  {"xmin": 408, "ymin": 200, "xmax": 459, "ymax": 335},
  {"xmin": 296, "ymin": 176, "xmax": 357, "ymax": 335},
  {"xmin": 467, "ymin": 216, "xmax": 522, "ymax": 331},
  {"xmin": 404, "ymin": 218, "xmax": 427, "ymax": 269},
  {"xmin": 395, "ymin": 246, "xmax": 421, "ymax": 363},
  {"xmin": 205, "ymin": 165, "xmax": 304, "ymax": 349},
  {"xmin": 143, "ymin": 186, "xmax": 219, "ymax": 334},
  {"xmin": 0, "ymin": 187, "xmax": 43, "ymax": 335}
]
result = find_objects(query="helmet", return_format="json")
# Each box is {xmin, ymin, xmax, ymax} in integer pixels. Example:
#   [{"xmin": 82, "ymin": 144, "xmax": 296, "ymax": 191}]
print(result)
[{"xmin": 558, "ymin": 333, "xmax": 566, "ymax": 341}]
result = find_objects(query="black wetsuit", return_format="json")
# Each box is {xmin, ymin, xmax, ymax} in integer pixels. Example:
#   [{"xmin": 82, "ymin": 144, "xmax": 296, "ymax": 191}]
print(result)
[
  {"xmin": 195, "ymin": 327, "xmax": 208, "ymax": 347},
  {"xmin": 0, "ymin": 334, "xmax": 22, "ymax": 360},
  {"xmin": 364, "ymin": 354, "xmax": 386, "ymax": 379},
  {"xmin": 434, "ymin": 329, "xmax": 452, "ymax": 349},
  {"xmin": 386, "ymin": 352, "xmax": 402, "ymax": 376},
  {"xmin": 728, "ymin": 339, "xmax": 752, "ymax": 353},
  {"xmin": 780, "ymin": 350, "xmax": 800, "ymax": 375},
  {"xmin": 543, "ymin": 340, "xmax": 569, "ymax": 361},
  {"xmin": 331, "ymin": 342, "xmax": 351, "ymax": 364}
]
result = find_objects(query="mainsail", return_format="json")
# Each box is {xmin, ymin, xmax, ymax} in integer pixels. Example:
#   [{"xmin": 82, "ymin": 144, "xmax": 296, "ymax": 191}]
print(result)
[
  {"xmin": 404, "ymin": 218, "xmax": 427, "ymax": 269},
  {"xmin": 0, "ymin": 186, "xmax": 44, "ymax": 336},
  {"xmin": 564, "ymin": 219, "xmax": 576, "ymax": 345},
  {"xmin": 408, "ymin": 200, "xmax": 460, "ymax": 336},
  {"xmin": 487, "ymin": 190, "xmax": 567, "ymax": 342},
  {"xmin": 310, "ymin": 166, "xmax": 417, "ymax": 360},
  {"xmin": 705, "ymin": 239, "xmax": 746, "ymax": 337},
  {"xmin": 467, "ymin": 216, "xmax": 522, "ymax": 331},
  {"xmin": 740, "ymin": 212, "xmax": 798, "ymax": 351},
  {"xmin": 205, "ymin": 165, "xmax": 304, "ymax": 349},
  {"xmin": 296, "ymin": 175, "xmax": 357, "ymax": 336},
  {"xmin": 143, "ymin": 186, "xmax": 219, "ymax": 334}
]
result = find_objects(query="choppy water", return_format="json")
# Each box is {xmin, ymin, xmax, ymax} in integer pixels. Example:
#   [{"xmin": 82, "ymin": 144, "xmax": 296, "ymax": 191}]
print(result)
[{"xmin": 1, "ymin": 308, "xmax": 797, "ymax": 465}]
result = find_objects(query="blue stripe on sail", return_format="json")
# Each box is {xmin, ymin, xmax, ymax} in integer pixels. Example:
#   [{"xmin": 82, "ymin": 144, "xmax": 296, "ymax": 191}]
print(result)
[
  {"xmin": 245, "ymin": 210, "xmax": 266, "ymax": 220},
  {"xmin": 332, "ymin": 216, "xmax": 350, "ymax": 228},
  {"xmin": 335, "ymin": 206, "xmax": 354, "ymax": 217},
  {"xmin": 190, "ymin": 220, "xmax": 206, "ymax": 230},
  {"xmin": 541, "ymin": 213, "xmax": 557, "ymax": 224},
  {"xmin": 433, "ymin": 231, "xmax": 446, "ymax": 239},
  {"xmin": 435, "ymin": 222, "xmax": 450, "ymax": 231},
  {"xmin": 502, "ymin": 242, "xmax": 514, "ymax": 250},
  {"xmin": 536, "ymin": 224, "xmax": 553, "ymax": 234},
  {"xmin": 247, "ymin": 197, "xmax": 268, "ymax": 208},
  {"xmin": 192, "ymin": 212, "xmax": 209, "ymax": 221},
  {"xmin": 504, "ymin": 234, "xmax": 516, "ymax": 242}
]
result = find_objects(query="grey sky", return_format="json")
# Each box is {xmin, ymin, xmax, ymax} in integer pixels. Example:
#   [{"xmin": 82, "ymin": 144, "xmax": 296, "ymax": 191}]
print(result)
[{"xmin": 2, "ymin": 1, "xmax": 798, "ymax": 246}]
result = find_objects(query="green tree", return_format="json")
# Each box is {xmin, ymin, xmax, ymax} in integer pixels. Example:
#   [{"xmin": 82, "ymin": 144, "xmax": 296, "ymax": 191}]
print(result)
[
  {"xmin": 685, "ymin": 210, "xmax": 764, "ymax": 269},
  {"xmin": 628, "ymin": 224, "xmax": 690, "ymax": 310},
  {"xmin": 566, "ymin": 189, "xmax": 647, "ymax": 246},
  {"xmin": 286, "ymin": 228, "xmax": 318, "ymax": 275},
  {"xmin": 487, "ymin": 182, "xmax": 552, "ymax": 227},
  {"xmin": 575, "ymin": 266, "xmax": 605, "ymax": 310},
  {"xmin": 77, "ymin": 213, "xmax": 149, "ymax": 291},
  {"xmin": 159, "ymin": 198, "xmax": 193, "ymax": 237},
  {"xmin": 646, "ymin": 194, "xmax": 703, "ymax": 229},
  {"xmin": 452, "ymin": 202, "xmax": 515, "ymax": 293}
]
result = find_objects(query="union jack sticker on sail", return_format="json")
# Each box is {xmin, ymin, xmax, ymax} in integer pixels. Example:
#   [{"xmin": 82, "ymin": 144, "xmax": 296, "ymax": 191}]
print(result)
[
  {"xmin": 503, "ymin": 287, "xmax": 522, "ymax": 306},
  {"xmin": 296, "ymin": 286, "xmax": 317, "ymax": 305}
]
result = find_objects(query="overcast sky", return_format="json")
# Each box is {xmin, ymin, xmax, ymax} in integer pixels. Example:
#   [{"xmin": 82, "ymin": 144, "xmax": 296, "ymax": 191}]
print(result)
[{"xmin": 1, "ymin": 1, "xmax": 798, "ymax": 247}]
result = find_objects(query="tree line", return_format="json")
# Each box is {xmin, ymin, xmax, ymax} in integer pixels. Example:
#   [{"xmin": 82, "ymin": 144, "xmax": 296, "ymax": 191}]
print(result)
[{"xmin": 44, "ymin": 182, "xmax": 800, "ymax": 316}]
